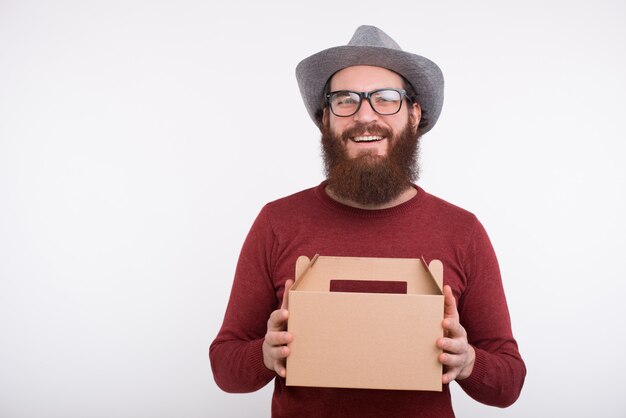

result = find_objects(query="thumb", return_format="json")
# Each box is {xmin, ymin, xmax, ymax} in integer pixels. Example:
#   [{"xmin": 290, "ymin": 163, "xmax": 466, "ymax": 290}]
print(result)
[
  {"xmin": 443, "ymin": 285, "xmax": 458, "ymax": 319},
  {"xmin": 281, "ymin": 279, "xmax": 294, "ymax": 310}
]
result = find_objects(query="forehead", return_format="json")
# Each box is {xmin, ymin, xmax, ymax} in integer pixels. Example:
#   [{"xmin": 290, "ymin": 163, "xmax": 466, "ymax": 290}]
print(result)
[{"xmin": 329, "ymin": 65, "xmax": 405, "ymax": 91}]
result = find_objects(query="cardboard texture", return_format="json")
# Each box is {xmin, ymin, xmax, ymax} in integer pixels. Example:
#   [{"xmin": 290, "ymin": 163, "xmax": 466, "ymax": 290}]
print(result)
[{"xmin": 286, "ymin": 255, "xmax": 444, "ymax": 391}]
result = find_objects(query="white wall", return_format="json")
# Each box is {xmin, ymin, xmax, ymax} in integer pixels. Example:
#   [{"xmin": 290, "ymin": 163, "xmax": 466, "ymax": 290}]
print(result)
[{"xmin": 1, "ymin": 0, "xmax": 625, "ymax": 417}]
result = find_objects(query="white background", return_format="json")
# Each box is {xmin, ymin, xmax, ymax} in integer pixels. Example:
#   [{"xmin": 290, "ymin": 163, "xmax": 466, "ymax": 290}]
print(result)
[{"xmin": 1, "ymin": 0, "xmax": 625, "ymax": 417}]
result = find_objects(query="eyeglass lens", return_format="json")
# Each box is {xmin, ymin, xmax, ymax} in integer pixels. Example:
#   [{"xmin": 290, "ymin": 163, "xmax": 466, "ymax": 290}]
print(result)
[{"xmin": 330, "ymin": 89, "xmax": 403, "ymax": 116}]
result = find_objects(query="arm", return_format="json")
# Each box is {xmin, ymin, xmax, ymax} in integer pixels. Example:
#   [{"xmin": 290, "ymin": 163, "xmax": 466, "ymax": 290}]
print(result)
[
  {"xmin": 440, "ymin": 220, "xmax": 526, "ymax": 407},
  {"xmin": 209, "ymin": 206, "xmax": 286, "ymax": 393}
]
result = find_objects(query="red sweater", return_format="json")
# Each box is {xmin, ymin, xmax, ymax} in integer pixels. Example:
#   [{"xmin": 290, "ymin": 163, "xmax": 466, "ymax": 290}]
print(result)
[{"xmin": 210, "ymin": 182, "xmax": 526, "ymax": 417}]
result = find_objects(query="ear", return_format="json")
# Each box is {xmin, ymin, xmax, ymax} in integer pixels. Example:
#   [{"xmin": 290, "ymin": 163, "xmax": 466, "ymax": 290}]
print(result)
[
  {"xmin": 322, "ymin": 107, "xmax": 329, "ymax": 127},
  {"xmin": 410, "ymin": 102, "xmax": 421, "ymax": 133}
]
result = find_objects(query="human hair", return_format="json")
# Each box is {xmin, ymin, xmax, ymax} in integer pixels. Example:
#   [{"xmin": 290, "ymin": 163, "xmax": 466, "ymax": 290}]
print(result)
[
  {"xmin": 314, "ymin": 80, "xmax": 332, "ymax": 125},
  {"xmin": 401, "ymin": 77, "xmax": 428, "ymax": 131}
]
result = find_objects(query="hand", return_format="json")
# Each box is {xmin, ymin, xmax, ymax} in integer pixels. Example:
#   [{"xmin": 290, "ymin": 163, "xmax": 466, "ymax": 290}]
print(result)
[
  {"xmin": 262, "ymin": 279, "xmax": 294, "ymax": 378},
  {"xmin": 438, "ymin": 285, "xmax": 475, "ymax": 384}
]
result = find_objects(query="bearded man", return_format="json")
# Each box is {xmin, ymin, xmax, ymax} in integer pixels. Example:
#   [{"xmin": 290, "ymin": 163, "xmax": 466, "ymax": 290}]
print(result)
[{"xmin": 210, "ymin": 26, "xmax": 526, "ymax": 418}]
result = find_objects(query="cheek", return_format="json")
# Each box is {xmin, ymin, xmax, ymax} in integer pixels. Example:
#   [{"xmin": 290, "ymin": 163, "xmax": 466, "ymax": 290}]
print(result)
[
  {"xmin": 328, "ymin": 118, "xmax": 348, "ymax": 137},
  {"xmin": 329, "ymin": 115, "xmax": 343, "ymax": 127},
  {"xmin": 392, "ymin": 119, "xmax": 410, "ymax": 137}
]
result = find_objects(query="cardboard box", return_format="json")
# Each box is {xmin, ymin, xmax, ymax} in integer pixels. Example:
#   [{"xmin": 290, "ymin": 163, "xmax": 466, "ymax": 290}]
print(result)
[{"xmin": 286, "ymin": 255, "xmax": 444, "ymax": 391}]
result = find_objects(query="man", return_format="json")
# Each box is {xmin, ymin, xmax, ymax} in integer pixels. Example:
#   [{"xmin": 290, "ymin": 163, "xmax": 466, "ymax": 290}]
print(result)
[{"xmin": 210, "ymin": 25, "xmax": 526, "ymax": 417}]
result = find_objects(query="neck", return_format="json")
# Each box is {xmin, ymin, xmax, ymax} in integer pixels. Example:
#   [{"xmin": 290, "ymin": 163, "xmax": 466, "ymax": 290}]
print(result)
[{"xmin": 325, "ymin": 185, "xmax": 417, "ymax": 210}]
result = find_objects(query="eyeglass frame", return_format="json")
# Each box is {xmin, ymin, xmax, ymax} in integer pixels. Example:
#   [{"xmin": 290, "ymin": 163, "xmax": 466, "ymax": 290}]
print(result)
[{"xmin": 324, "ymin": 88, "xmax": 413, "ymax": 117}]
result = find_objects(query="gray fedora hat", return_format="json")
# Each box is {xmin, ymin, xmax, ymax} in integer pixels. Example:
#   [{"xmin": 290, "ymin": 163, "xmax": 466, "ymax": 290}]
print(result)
[{"xmin": 295, "ymin": 25, "xmax": 444, "ymax": 134}]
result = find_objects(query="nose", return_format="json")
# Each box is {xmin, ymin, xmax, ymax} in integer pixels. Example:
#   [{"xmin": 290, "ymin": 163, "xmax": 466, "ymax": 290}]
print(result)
[{"xmin": 353, "ymin": 98, "xmax": 379, "ymax": 123}]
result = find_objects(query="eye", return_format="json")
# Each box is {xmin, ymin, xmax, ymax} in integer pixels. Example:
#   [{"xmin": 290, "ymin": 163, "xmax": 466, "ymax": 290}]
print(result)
[
  {"xmin": 333, "ymin": 92, "xmax": 359, "ymax": 106},
  {"xmin": 372, "ymin": 90, "xmax": 401, "ymax": 104}
]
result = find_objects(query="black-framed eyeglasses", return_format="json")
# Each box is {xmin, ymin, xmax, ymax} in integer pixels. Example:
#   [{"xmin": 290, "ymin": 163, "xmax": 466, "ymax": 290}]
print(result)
[{"xmin": 325, "ymin": 88, "xmax": 412, "ymax": 117}]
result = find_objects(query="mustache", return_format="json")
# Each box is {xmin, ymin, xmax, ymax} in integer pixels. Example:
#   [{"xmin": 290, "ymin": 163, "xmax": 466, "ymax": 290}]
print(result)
[{"xmin": 340, "ymin": 122, "xmax": 393, "ymax": 142}]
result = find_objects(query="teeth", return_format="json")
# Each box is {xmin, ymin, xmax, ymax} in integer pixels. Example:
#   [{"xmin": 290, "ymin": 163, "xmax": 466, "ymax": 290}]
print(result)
[{"xmin": 353, "ymin": 136, "xmax": 383, "ymax": 142}]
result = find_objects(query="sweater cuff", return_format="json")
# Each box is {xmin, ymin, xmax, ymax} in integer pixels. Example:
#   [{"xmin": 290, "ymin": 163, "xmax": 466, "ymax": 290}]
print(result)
[
  {"xmin": 457, "ymin": 346, "xmax": 489, "ymax": 392},
  {"xmin": 249, "ymin": 338, "xmax": 278, "ymax": 382}
]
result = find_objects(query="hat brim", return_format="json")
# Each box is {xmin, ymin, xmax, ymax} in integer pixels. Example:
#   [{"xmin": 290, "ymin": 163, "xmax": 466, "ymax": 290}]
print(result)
[{"xmin": 296, "ymin": 45, "xmax": 444, "ymax": 134}]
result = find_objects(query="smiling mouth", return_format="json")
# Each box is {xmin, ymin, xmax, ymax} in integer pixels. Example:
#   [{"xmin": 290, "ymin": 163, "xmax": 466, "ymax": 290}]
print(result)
[{"xmin": 351, "ymin": 135, "xmax": 384, "ymax": 143}]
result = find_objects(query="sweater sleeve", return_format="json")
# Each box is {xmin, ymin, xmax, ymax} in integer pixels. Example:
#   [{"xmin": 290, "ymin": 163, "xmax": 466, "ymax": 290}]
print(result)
[
  {"xmin": 209, "ymin": 205, "xmax": 281, "ymax": 393},
  {"xmin": 455, "ymin": 220, "xmax": 526, "ymax": 407}
]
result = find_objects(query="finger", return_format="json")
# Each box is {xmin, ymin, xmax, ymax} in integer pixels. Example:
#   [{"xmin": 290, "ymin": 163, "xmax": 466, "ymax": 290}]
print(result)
[
  {"xmin": 439, "ymin": 351, "xmax": 466, "ymax": 368},
  {"xmin": 442, "ymin": 316, "xmax": 466, "ymax": 339},
  {"xmin": 281, "ymin": 279, "xmax": 294, "ymax": 310},
  {"xmin": 267, "ymin": 309, "xmax": 289, "ymax": 332},
  {"xmin": 443, "ymin": 285, "xmax": 459, "ymax": 320},
  {"xmin": 267, "ymin": 344, "xmax": 291, "ymax": 361},
  {"xmin": 264, "ymin": 330, "xmax": 293, "ymax": 347},
  {"xmin": 437, "ymin": 337, "xmax": 465, "ymax": 355},
  {"xmin": 442, "ymin": 369, "xmax": 459, "ymax": 385},
  {"xmin": 276, "ymin": 359, "xmax": 287, "ymax": 378},
  {"xmin": 442, "ymin": 317, "xmax": 458, "ymax": 331}
]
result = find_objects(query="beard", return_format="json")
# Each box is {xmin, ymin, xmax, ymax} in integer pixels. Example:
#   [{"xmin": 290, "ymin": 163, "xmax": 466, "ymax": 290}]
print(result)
[{"xmin": 321, "ymin": 117, "xmax": 421, "ymax": 206}]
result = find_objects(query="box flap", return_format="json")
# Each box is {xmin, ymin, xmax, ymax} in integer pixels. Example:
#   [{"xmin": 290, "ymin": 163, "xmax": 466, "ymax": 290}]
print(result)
[
  {"xmin": 292, "ymin": 255, "xmax": 442, "ymax": 295},
  {"xmin": 421, "ymin": 257, "xmax": 443, "ymax": 292},
  {"xmin": 292, "ymin": 254, "xmax": 319, "ymax": 291}
]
